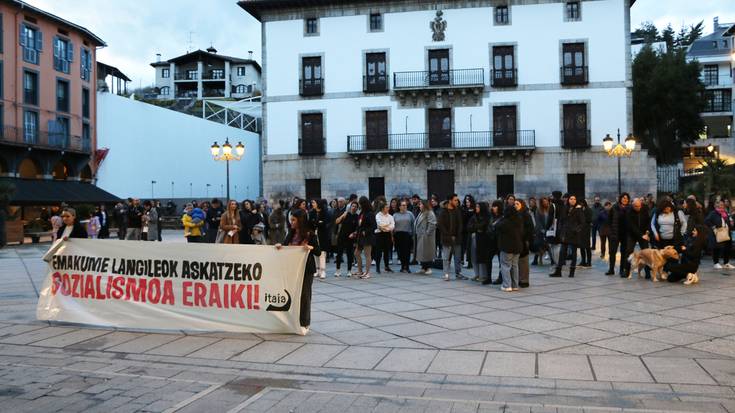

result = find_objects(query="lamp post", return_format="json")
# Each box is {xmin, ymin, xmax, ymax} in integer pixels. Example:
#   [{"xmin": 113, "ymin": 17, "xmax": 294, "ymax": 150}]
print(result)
[
  {"xmin": 171, "ymin": 181, "xmax": 174, "ymax": 199},
  {"xmin": 151, "ymin": 180, "xmax": 157, "ymax": 199},
  {"xmin": 210, "ymin": 138, "xmax": 245, "ymax": 202},
  {"xmin": 189, "ymin": 183, "xmax": 192, "ymax": 198},
  {"xmin": 206, "ymin": 183, "xmax": 211, "ymax": 197},
  {"xmin": 602, "ymin": 128, "xmax": 636, "ymax": 196}
]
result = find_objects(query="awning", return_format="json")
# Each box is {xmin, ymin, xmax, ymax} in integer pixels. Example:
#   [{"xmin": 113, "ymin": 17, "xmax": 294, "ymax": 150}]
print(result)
[{"xmin": 1, "ymin": 178, "xmax": 121, "ymax": 205}]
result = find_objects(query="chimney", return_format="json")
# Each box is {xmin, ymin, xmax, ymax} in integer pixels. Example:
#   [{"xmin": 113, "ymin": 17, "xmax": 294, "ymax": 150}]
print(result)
[
  {"xmin": 248, "ymin": 50, "xmax": 253, "ymax": 60},
  {"xmin": 714, "ymin": 16, "xmax": 719, "ymax": 29},
  {"xmin": 156, "ymin": 53, "xmax": 161, "ymax": 62}
]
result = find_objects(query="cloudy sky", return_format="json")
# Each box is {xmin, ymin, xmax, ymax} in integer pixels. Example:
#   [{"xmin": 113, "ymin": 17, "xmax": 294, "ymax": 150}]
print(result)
[{"xmin": 24, "ymin": 0, "xmax": 735, "ymax": 89}]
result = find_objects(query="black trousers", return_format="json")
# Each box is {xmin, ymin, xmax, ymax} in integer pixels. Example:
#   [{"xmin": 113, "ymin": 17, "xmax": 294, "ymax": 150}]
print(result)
[
  {"xmin": 335, "ymin": 240, "xmax": 355, "ymax": 270},
  {"xmin": 394, "ymin": 232, "xmax": 412, "ymax": 270},
  {"xmin": 599, "ymin": 233, "xmax": 608, "ymax": 256},
  {"xmin": 300, "ymin": 270, "xmax": 313, "ymax": 327},
  {"xmin": 186, "ymin": 235, "xmax": 202, "ymax": 243},
  {"xmin": 713, "ymin": 241, "xmax": 731, "ymax": 264},
  {"xmin": 607, "ymin": 237, "xmax": 627, "ymax": 274},
  {"xmin": 557, "ymin": 243, "xmax": 578, "ymax": 269},
  {"xmin": 624, "ymin": 237, "xmax": 651, "ymax": 277},
  {"xmin": 581, "ymin": 245, "xmax": 591, "ymax": 265},
  {"xmin": 375, "ymin": 232, "xmax": 393, "ymax": 271},
  {"xmin": 667, "ymin": 261, "xmax": 698, "ymax": 282}
]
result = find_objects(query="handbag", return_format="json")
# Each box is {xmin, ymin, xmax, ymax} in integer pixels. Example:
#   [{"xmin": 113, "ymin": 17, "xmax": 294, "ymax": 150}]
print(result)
[
  {"xmin": 714, "ymin": 217, "xmax": 730, "ymax": 243},
  {"xmin": 215, "ymin": 229, "xmax": 225, "ymax": 243}
]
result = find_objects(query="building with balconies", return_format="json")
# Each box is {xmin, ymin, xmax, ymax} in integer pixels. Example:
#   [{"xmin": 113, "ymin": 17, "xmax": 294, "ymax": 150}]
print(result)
[
  {"xmin": 685, "ymin": 17, "xmax": 735, "ymax": 169},
  {"xmin": 0, "ymin": 0, "xmax": 119, "ymax": 213},
  {"xmin": 240, "ymin": 0, "xmax": 656, "ymax": 201},
  {"xmin": 150, "ymin": 47, "xmax": 262, "ymax": 100}
]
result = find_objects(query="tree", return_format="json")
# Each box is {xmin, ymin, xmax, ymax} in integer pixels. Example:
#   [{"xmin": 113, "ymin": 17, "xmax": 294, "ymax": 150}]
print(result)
[
  {"xmin": 686, "ymin": 20, "xmax": 704, "ymax": 45},
  {"xmin": 632, "ymin": 21, "xmax": 659, "ymax": 43},
  {"xmin": 661, "ymin": 24, "xmax": 675, "ymax": 50},
  {"xmin": 633, "ymin": 46, "xmax": 706, "ymax": 164}
]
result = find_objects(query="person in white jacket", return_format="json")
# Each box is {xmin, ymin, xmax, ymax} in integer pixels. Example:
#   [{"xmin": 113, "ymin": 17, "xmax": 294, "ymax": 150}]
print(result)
[{"xmin": 375, "ymin": 203, "xmax": 395, "ymax": 274}]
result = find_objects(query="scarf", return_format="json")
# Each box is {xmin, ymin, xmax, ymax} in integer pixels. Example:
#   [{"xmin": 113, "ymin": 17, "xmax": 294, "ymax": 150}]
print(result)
[{"xmin": 716, "ymin": 207, "xmax": 728, "ymax": 221}]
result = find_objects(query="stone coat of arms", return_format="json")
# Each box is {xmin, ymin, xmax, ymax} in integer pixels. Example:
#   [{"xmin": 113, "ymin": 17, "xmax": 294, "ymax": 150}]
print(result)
[{"xmin": 430, "ymin": 10, "xmax": 446, "ymax": 42}]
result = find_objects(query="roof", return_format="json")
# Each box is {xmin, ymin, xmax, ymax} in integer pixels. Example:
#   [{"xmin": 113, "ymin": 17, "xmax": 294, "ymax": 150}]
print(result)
[
  {"xmin": 97, "ymin": 61, "xmax": 131, "ymax": 82},
  {"xmin": 238, "ymin": 0, "xmax": 638, "ymax": 21},
  {"xmin": 688, "ymin": 23, "xmax": 735, "ymax": 58},
  {"xmin": 3, "ymin": 0, "xmax": 106, "ymax": 46},
  {"xmin": 149, "ymin": 49, "xmax": 261, "ymax": 72},
  {"xmin": 1, "ymin": 178, "xmax": 121, "ymax": 206}
]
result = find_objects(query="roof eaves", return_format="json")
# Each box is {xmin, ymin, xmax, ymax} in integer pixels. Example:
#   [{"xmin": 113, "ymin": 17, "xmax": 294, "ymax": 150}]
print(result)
[{"xmin": 6, "ymin": 0, "xmax": 106, "ymax": 46}]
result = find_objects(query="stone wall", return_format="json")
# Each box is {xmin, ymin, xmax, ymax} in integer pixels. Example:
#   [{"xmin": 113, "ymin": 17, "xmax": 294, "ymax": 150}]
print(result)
[{"xmin": 263, "ymin": 147, "xmax": 657, "ymax": 202}]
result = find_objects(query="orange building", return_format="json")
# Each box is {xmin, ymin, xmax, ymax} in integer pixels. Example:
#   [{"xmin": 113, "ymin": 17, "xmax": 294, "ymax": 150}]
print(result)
[{"xmin": 0, "ymin": 0, "xmax": 118, "ymax": 210}]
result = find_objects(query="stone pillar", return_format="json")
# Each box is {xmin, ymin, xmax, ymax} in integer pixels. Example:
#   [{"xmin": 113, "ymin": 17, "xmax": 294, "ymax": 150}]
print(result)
[
  {"xmin": 197, "ymin": 61, "xmax": 203, "ymax": 99},
  {"xmin": 224, "ymin": 61, "xmax": 231, "ymax": 98},
  {"xmin": 169, "ymin": 63, "xmax": 175, "ymax": 97}
]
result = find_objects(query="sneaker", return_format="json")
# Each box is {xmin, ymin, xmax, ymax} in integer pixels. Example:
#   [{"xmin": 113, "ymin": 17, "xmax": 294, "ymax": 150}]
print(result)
[
  {"xmin": 512, "ymin": 287, "xmax": 520, "ymax": 291},
  {"xmin": 443, "ymin": 273, "xmax": 450, "ymax": 281},
  {"xmin": 683, "ymin": 273, "xmax": 699, "ymax": 285},
  {"xmin": 423, "ymin": 269, "xmax": 432, "ymax": 275},
  {"xmin": 714, "ymin": 263, "xmax": 723, "ymax": 270},
  {"xmin": 456, "ymin": 273, "xmax": 468, "ymax": 280},
  {"xmin": 501, "ymin": 287, "xmax": 513, "ymax": 292},
  {"xmin": 319, "ymin": 271, "xmax": 326, "ymax": 279},
  {"xmin": 334, "ymin": 271, "xmax": 341, "ymax": 277},
  {"xmin": 725, "ymin": 263, "xmax": 735, "ymax": 270},
  {"xmin": 359, "ymin": 273, "xmax": 372, "ymax": 279},
  {"xmin": 384, "ymin": 267, "xmax": 394, "ymax": 273}
]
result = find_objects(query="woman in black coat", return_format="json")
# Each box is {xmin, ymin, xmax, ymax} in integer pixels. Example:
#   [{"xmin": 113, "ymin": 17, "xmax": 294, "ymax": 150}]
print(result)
[
  {"xmin": 309, "ymin": 199, "xmax": 330, "ymax": 279},
  {"xmin": 354, "ymin": 196, "xmax": 377, "ymax": 279},
  {"xmin": 549, "ymin": 195, "xmax": 584, "ymax": 278},
  {"xmin": 277, "ymin": 208, "xmax": 321, "ymax": 328},
  {"xmin": 239, "ymin": 200, "xmax": 261, "ymax": 244},
  {"xmin": 487, "ymin": 200, "xmax": 504, "ymax": 285},
  {"xmin": 57, "ymin": 208, "xmax": 88, "ymax": 239},
  {"xmin": 579, "ymin": 199, "xmax": 593, "ymax": 267},
  {"xmin": 666, "ymin": 225, "xmax": 707, "ymax": 284},
  {"xmin": 468, "ymin": 202, "xmax": 491, "ymax": 283}
]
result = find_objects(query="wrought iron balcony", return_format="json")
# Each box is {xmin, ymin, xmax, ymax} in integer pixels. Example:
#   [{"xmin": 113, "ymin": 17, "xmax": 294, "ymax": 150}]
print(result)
[
  {"xmin": 560, "ymin": 66, "xmax": 588, "ymax": 85},
  {"xmin": 347, "ymin": 130, "xmax": 535, "ymax": 153},
  {"xmin": 560, "ymin": 129, "xmax": 591, "ymax": 149},
  {"xmin": 491, "ymin": 69, "xmax": 517, "ymax": 87},
  {"xmin": 300, "ymin": 78, "xmax": 324, "ymax": 97},
  {"xmin": 393, "ymin": 68, "xmax": 484, "ymax": 90},
  {"xmin": 202, "ymin": 71, "xmax": 226, "ymax": 80},
  {"xmin": 701, "ymin": 75, "xmax": 734, "ymax": 87},
  {"xmin": 174, "ymin": 72, "xmax": 198, "ymax": 80},
  {"xmin": 0, "ymin": 126, "xmax": 89, "ymax": 153},
  {"xmin": 298, "ymin": 137, "xmax": 325, "ymax": 156},
  {"xmin": 363, "ymin": 75, "xmax": 388, "ymax": 93},
  {"xmin": 703, "ymin": 100, "xmax": 732, "ymax": 113}
]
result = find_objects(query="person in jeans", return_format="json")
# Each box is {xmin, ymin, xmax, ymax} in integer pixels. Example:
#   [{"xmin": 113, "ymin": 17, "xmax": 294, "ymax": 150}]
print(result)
[
  {"xmin": 374, "ymin": 202, "xmax": 395, "ymax": 274},
  {"xmin": 393, "ymin": 200, "xmax": 415, "ymax": 273},
  {"xmin": 497, "ymin": 198, "xmax": 523, "ymax": 291},
  {"xmin": 437, "ymin": 194, "xmax": 465, "ymax": 281},
  {"xmin": 125, "ymin": 198, "xmax": 144, "ymax": 240},
  {"xmin": 650, "ymin": 199, "xmax": 685, "ymax": 250},
  {"xmin": 606, "ymin": 193, "xmax": 630, "ymax": 276},
  {"xmin": 705, "ymin": 199, "xmax": 734, "ymax": 270}
]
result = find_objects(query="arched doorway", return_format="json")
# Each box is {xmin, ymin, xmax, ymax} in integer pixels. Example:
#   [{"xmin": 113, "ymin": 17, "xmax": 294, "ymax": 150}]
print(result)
[
  {"xmin": 17, "ymin": 158, "xmax": 42, "ymax": 178},
  {"xmin": 52, "ymin": 161, "xmax": 69, "ymax": 180},
  {"xmin": 80, "ymin": 165, "xmax": 93, "ymax": 182}
]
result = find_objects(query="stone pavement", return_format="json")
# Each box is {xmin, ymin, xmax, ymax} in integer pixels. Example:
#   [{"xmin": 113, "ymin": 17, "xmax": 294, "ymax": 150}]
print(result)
[{"xmin": 3, "ymin": 235, "xmax": 735, "ymax": 412}]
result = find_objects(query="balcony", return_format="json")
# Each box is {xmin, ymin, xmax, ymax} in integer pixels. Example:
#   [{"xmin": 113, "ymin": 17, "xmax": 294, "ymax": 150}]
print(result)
[
  {"xmin": 560, "ymin": 129, "xmax": 591, "ymax": 149},
  {"xmin": 0, "ymin": 126, "xmax": 90, "ymax": 153},
  {"xmin": 298, "ymin": 137, "xmax": 325, "ymax": 156},
  {"xmin": 491, "ymin": 69, "xmax": 517, "ymax": 87},
  {"xmin": 701, "ymin": 75, "xmax": 734, "ymax": 87},
  {"xmin": 202, "ymin": 71, "xmax": 226, "ymax": 81},
  {"xmin": 560, "ymin": 66, "xmax": 588, "ymax": 85},
  {"xmin": 203, "ymin": 89, "xmax": 225, "ymax": 97},
  {"xmin": 392, "ymin": 68, "xmax": 485, "ymax": 106},
  {"xmin": 363, "ymin": 75, "xmax": 388, "ymax": 93},
  {"xmin": 174, "ymin": 72, "xmax": 198, "ymax": 81},
  {"xmin": 703, "ymin": 100, "xmax": 733, "ymax": 113},
  {"xmin": 347, "ymin": 130, "xmax": 535, "ymax": 155},
  {"xmin": 300, "ymin": 78, "xmax": 324, "ymax": 97}
]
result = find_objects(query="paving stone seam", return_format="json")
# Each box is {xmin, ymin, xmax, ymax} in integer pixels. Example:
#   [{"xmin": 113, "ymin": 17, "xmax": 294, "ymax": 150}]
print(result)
[
  {"xmin": 692, "ymin": 357, "xmax": 722, "ymax": 386},
  {"xmin": 160, "ymin": 382, "xmax": 224, "ymax": 413},
  {"xmin": 587, "ymin": 355, "xmax": 598, "ymax": 381},
  {"xmin": 19, "ymin": 257, "xmax": 40, "ymax": 298},
  {"xmin": 224, "ymin": 386, "xmax": 270, "ymax": 413}
]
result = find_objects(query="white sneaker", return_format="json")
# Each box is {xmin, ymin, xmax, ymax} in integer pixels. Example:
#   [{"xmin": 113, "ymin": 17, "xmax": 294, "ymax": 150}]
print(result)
[
  {"xmin": 319, "ymin": 271, "xmax": 326, "ymax": 279},
  {"xmin": 714, "ymin": 263, "xmax": 723, "ymax": 270},
  {"xmin": 501, "ymin": 287, "xmax": 513, "ymax": 292},
  {"xmin": 424, "ymin": 269, "xmax": 432, "ymax": 275},
  {"xmin": 443, "ymin": 273, "xmax": 450, "ymax": 281},
  {"xmin": 683, "ymin": 273, "xmax": 700, "ymax": 285},
  {"xmin": 334, "ymin": 271, "xmax": 341, "ymax": 277},
  {"xmin": 725, "ymin": 264, "xmax": 735, "ymax": 270}
]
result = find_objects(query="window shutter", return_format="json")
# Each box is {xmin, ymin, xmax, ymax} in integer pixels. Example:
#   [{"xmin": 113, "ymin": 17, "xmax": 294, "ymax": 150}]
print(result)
[
  {"xmin": 19, "ymin": 24, "xmax": 26, "ymax": 46},
  {"xmin": 35, "ymin": 30, "xmax": 42, "ymax": 51},
  {"xmin": 67, "ymin": 42, "xmax": 73, "ymax": 61}
]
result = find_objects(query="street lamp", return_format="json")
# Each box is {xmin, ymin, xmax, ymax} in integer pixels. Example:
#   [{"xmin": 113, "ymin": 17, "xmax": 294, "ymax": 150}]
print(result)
[
  {"xmin": 151, "ymin": 180, "xmax": 157, "ymax": 199},
  {"xmin": 206, "ymin": 183, "xmax": 211, "ymax": 197},
  {"xmin": 602, "ymin": 128, "xmax": 636, "ymax": 195},
  {"xmin": 210, "ymin": 138, "xmax": 245, "ymax": 202}
]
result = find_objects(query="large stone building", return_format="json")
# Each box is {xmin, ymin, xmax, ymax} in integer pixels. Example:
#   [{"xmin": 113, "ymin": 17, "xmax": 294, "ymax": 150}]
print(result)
[{"xmin": 239, "ymin": 0, "xmax": 656, "ymax": 202}]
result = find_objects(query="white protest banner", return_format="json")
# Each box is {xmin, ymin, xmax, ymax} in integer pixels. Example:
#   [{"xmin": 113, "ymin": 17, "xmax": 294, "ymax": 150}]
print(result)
[{"xmin": 37, "ymin": 239, "xmax": 310, "ymax": 335}]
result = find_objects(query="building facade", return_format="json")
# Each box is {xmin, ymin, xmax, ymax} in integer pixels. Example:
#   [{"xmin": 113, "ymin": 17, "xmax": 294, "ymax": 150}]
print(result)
[
  {"xmin": 0, "ymin": 0, "xmax": 110, "ymax": 194},
  {"xmin": 240, "ymin": 0, "xmax": 656, "ymax": 202},
  {"xmin": 685, "ymin": 17, "xmax": 734, "ymax": 170},
  {"xmin": 150, "ymin": 47, "xmax": 262, "ymax": 100}
]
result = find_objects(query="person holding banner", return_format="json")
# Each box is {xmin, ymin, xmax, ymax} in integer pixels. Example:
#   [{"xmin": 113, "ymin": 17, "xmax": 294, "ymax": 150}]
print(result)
[
  {"xmin": 220, "ymin": 200, "xmax": 242, "ymax": 244},
  {"xmin": 57, "ymin": 208, "xmax": 87, "ymax": 240},
  {"xmin": 276, "ymin": 208, "xmax": 320, "ymax": 328}
]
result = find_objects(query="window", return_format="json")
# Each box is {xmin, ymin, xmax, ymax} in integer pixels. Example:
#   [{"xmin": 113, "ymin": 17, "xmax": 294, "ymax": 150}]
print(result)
[
  {"xmin": 492, "ymin": 46, "xmax": 516, "ymax": 87},
  {"xmin": 237, "ymin": 66, "xmax": 246, "ymax": 76},
  {"xmin": 300, "ymin": 113, "xmax": 324, "ymax": 155},
  {"xmin": 703, "ymin": 65, "xmax": 718, "ymax": 85},
  {"xmin": 497, "ymin": 175, "xmax": 514, "ymax": 199},
  {"xmin": 305, "ymin": 179, "xmax": 321, "ymax": 200},
  {"xmin": 160, "ymin": 86, "xmax": 170, "ymax": 95},
  {"xmin": 364, "ymin": 52, "xmax": 387, "ymax": 92},
  {"xmin": 211, "ymin": 69, "xmax": 224, "ymax": 79},
  {"xmin": 20, "ymin": 24, "xmax": 42, "ymax": 64},
  {"xmin": 82, "ymin": 123, "xmax": 91, "ymax": 151},
  {"xmin": 305, "ymin": 17, "xmax": 318, "ymax": 35},
  {"xmin": 566, "ymin": 1, "xmax": 581, "ymax": 21},
  {"xmin": 567, "ymin": 174, "xmax": 586, "ymax": 200},
  {"xmin": 369, "ymin": 13, "xmax": 383, "ymax": 31},
  {"xmin": 80, "ymin": 47, "xmax": 91, "ymax": 80},
  {"xmin": 161, "ymin": 68, "xmax": 170, "ymax": 78},
  {"xmin": 494, "ymin": 6, "xmax": 509, "ymax": 25},
  {"xmin": 23, "ymin": 71, "xmax": 38, "ymax": 105},
  {"xmin": 704, "ymin": 90, "xmax": 732, "ymax": 112},
  {"xmin": 56, "ymin": 80, "xmax": 69, "ymax": 112},
  {"xmin": 235, "ymin": 84, "xmax": 247, "ymax": 94},
  {"xmin": 301, "ymin": 56, "xmax": 323, "ymax": 96},
  {"xmin": 368, "ymin": 177, "xmax": 385, "ymax": 201},
  {"xmin": 23, "ymin": 110, "xmax": 38, "ymax": 143},
  {"xmin": 562, "ymin": 103, "xmax": 589, "ymax": 148},
  {"xmin": 53, "ymin": 37, "xmax": 73, "ymax": 73},
  {"xmin": 428, "ymin": 108, "xmax": 452, "ymax": 149},
  {"xmin": 561, "ymin": 43, "xmax": 587, "ymax": 84},
  {"xmin": 0, "ymin": 14, "xmax": 3, "ymax": 54},
  {"xmin": 53, "ymin": 117, "xmax": 70, "ymax": 147},
  {"xmin": 365, "ymin": 110, "xmax": 388, "ymax": 150},
  {"xmin": 428, "ymin": 49, "xmax": 450, "ymax": 85},
  {"xmin": 82, "ymin": 87, "xmax": 90, "ymax": 118},
  {"xmin": 186, "ymin": 69, "xmax": 197, "ymax": 80}
]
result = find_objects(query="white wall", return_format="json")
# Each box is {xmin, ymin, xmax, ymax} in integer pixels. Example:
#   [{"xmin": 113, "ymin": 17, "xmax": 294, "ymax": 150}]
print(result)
[
  {"xmin": 263, "ymin": 0, "xmax": 630, "ymax": 154},
  {"xmin": 96, "ymin": 92, "xmax": 261, "ymax": 201}
]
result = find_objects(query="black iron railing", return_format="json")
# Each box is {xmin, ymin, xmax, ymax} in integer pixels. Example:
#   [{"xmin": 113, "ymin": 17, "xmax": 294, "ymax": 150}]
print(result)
[
  {"xmin": 703, "ymin": 99, "xmax": 732, "ymax": 113},
  {"xmin": 393, "ymin": 68, "xmax": 485, "ymax": 89},
  {"xmin": 363, "ymin": 75, "xmax": 388, "ymax": 93},
  {"xmin": 174, "ymin": 72, "xmax": 198, "ymax": 80},
  {"xmin": 560, "ymin": 129, "xmax": 591, "ymax": 149},
  {"xmin": 347, "ymin": 130, "xmax": 535, "ymax": 153},
  {"xmin": 299, "ymin": 137, "xmax": 325, "ymax": 156},
  {"xmin": 0, "ymin": 126, "xmax": 88, "ymax": 153},
  {"xmin": 300, "ymin": 78, "xmax": 324, "ymax": 97},
  {"xmin": 491, "ymin": 69, "xmax": 517, "ymax": 87},
  {"xmin": 560, "ymin": 66, "xmax": 588, "ymax": 85}
]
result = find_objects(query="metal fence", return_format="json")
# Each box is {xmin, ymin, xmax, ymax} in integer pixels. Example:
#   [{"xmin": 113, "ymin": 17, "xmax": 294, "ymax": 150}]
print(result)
[
  {"xmin": 393, "ymin": 68, "xmax": 484, "ymax": 89},
  {"xmin": 656, "ymin": 164, "xmax": 683, "ymax": 193},
  {"xmin": 347, "ymin": 130, "xmax": 535, "ymax": 153}
]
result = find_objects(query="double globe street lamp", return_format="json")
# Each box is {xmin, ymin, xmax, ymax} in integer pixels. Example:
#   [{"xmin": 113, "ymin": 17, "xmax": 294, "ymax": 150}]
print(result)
[
  {"xmin": 602, "ymin": 128, "xmax": 636, "ymax": 195},
  {"xmin": 210, "ymin": 139, "xmax": 245, "ymax": 201}
]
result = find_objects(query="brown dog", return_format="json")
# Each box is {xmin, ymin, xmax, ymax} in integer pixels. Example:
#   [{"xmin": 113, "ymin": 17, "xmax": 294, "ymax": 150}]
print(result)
[{"xmin": 627, "ymin": 246, "xmax": 680, "ymax": 282}]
